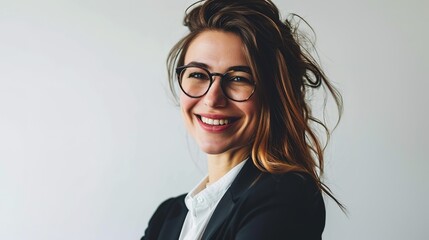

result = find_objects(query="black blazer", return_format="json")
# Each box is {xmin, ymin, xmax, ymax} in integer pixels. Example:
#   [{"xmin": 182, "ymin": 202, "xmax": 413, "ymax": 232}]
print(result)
[{"xmin": 142, "ymin": 160, "xmax": 325, "ymax": 240}]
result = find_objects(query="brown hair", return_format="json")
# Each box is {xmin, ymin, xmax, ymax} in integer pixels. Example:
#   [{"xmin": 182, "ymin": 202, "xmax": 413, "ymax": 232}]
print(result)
[{"xmin": 167, "ymin": 0, "xmax": 344, "ymax": 209}]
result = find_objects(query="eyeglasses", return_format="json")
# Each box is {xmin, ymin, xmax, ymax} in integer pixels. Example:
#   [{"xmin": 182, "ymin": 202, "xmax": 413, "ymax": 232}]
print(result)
[{"xmin": 176, "ymin": 64, "xmax": 256, "ymax": 102}]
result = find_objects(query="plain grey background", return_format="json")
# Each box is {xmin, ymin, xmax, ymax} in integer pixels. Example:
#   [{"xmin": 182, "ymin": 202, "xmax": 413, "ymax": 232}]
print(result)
[{"xmin": 1, "ymin": 0, "xmax": 428, "ymax": 239}]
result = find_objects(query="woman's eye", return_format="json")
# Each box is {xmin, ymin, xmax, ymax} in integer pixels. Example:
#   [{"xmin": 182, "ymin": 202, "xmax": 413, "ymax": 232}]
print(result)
[
  {"xmin": 189, "ymin": 72, "xmax": 209, "ymax": 80},
  {"xmin": 232, "ymin": 76, "xmax": 245, "ymax": 82},
  {"xmin": 229, "ymin": 76, "xmax": 252, "ymax": 84}
]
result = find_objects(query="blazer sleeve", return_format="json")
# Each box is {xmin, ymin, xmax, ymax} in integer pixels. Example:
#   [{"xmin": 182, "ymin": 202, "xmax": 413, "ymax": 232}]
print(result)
[{"xmin": 233, "ymin": 173, "xmax": 325, "ymax": 240}]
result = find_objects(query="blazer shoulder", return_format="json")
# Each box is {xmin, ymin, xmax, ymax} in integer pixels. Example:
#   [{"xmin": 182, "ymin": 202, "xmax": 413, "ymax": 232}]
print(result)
[
  {"xmin": 238, "ymin": 160, "xmax": 321, "ymax": 201},
  {"xmin": 253, "ymin": 171, "xmax": 324, "ymax": 211},
  {"xmin": 271, "ymin": 171, "xmax": 320, "ymax": 196},
  {"xmin": 142, "ymin": 194, "xmax": 187, "ymax": 240},
  {"xmin": 227, "ymin": 171, "xmax": 325, "ymax": 239},
  {"xmin": 156, "ymin": 193, "xmax": 187, "ymax": 212}
]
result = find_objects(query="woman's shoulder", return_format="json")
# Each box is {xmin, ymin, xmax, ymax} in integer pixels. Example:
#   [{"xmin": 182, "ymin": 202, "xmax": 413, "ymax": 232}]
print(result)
[
  {"xmin": 156, "ymin": 193, "xmax": 186, "ymax": 209},
  {"xmin": 243, "ymin": 169, "xmax": 324, "ymax": 213},
  {"xmin": 142, "ymin": 194, "xmax": 187, "ymax": 240},
  {"xmin": 269, "ymin": 171, "xmax": 320, "ymax": 194},
  {"xmin": 233, "ymin": 160, "xmax": 323, "ymax": 206},
  {"xmin": 150, "ymin": 193, "xmax": 187, "ymax": 218},
  {"xmin": 218, "ymin": 167, "xmax": 325, "ymax": 239}
]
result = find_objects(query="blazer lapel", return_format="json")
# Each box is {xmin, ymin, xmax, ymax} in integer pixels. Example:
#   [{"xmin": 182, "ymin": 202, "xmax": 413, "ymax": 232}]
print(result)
[{"xmin": 202, "ymin": 160, "xmax": 262, "ymax": 240}]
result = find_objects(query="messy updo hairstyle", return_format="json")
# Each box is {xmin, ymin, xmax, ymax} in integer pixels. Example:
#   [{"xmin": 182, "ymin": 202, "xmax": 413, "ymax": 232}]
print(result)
[{"xmin": 167, "ymin": 0, "xmax": 344, "ymax": 208}]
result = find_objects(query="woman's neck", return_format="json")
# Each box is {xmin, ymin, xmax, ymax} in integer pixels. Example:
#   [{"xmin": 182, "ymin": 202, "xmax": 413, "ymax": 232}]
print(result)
[{"xmin": 206, "ymin": 148, "xmax": 249, "ymax": 184}]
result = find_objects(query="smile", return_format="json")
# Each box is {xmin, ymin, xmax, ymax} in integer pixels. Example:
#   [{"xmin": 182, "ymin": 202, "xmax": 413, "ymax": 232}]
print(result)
[
  {"xmin": 201, "ymin": 116, "xmax": 230, "ymax": 126},
  {"xmin": 196, "ymin": 114, "xmax": 239, "ymax": 129}
]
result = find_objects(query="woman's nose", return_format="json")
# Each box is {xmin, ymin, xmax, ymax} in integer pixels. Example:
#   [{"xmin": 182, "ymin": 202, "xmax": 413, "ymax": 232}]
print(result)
[{"xmin": 203, "ymin": 76, "xmax": 227, "ymax": 107}]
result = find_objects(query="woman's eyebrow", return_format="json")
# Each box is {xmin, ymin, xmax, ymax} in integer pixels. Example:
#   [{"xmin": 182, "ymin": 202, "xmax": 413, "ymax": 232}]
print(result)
[
  {"xmin": 186, "ymin": 61, "xmax": 209, "ymax": 68},
  {"xmin": 186, "ymin": 61, "xmax": 251, "ymax": 73},
  {"xmin": 228, "ymin": 66, "xmax": 251, "ymax": 73}
]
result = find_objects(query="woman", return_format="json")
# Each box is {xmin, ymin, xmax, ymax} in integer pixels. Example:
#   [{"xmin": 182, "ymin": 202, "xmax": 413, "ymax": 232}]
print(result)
[{"xmin": 143, "ymin": 0, "xmax": 343, "ymax": 239}]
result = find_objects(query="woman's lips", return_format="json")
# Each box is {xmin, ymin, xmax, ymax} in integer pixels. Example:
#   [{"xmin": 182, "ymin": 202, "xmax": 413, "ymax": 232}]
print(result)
[{"xmin": 195, "ymin": 114, "xmax": 238, "ymax": 132}]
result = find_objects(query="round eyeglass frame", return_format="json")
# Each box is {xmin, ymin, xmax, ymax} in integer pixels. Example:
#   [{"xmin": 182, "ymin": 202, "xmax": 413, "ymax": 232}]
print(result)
[{"xmin": 175, "ymin": 65, "xmax": 256, "ymax": 102}]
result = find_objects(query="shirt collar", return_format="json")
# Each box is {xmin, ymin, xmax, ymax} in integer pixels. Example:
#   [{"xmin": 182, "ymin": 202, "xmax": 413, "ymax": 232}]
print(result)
[{"xmin": 184, "ymin": 159, "xmax": 248, "ymax": 215}]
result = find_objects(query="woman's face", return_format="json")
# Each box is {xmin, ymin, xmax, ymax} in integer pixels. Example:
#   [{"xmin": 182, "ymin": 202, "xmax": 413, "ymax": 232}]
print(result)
[{"xmin": 180, "ymin": 30, "xmax": 259, "ymax": 156}]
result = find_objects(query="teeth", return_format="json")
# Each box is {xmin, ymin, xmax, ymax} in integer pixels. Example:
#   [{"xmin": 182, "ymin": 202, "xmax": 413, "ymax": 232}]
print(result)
[{"xmin": 201, "ymin": 116, "xmax": 230, "ymax": 126}]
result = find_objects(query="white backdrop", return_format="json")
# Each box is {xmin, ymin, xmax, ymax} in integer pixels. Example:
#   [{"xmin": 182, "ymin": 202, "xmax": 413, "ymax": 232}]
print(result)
[{"xmin": 0, "ymin": 0, "xmax": 428, "ymax": 239}]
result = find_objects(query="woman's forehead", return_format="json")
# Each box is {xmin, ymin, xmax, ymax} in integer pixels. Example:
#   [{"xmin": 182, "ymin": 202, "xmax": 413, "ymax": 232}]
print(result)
[{"xmin": 184, "ymin": 30, "xmax": 249, "ymax": 71}]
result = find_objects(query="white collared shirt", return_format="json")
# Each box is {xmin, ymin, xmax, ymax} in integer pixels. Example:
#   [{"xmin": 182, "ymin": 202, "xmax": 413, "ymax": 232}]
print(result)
[{"xmin": 178, "ymin": 160, "xmax": 247, "ymax": 240}]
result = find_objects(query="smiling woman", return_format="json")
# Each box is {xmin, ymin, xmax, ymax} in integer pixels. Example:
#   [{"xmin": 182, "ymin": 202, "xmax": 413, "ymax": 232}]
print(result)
[{"xmin": 142, "ymin": 0, "xmax": 343, "ymax": 239}]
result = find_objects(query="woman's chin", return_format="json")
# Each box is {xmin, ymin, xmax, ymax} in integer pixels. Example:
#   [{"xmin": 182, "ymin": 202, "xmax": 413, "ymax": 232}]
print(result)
[{"xmin": 198, "ymin": 146, "xmax": 227, "ymax": 155}]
